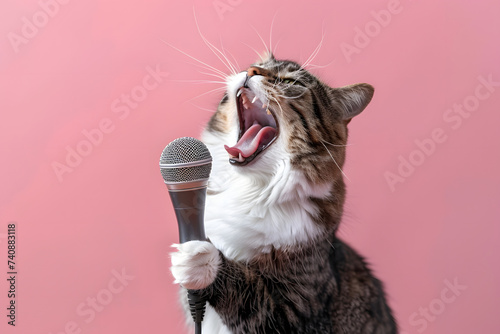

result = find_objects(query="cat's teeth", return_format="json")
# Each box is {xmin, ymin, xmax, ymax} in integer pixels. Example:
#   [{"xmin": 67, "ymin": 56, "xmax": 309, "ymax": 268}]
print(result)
[
  {"xmin": 251, "ymin": 96, "xmax": 257, "ymax": 103},
  {"xmin": 229, "ymin": 153, "xmax": 245, "ymax": 162},
  {"xmin": 262, "ymin": 103, "xmax": 267, "ymax": 109},
  {"xmin": 266, "ymin": 109, "xmax": 271, "ymax": 115},
  {"xmin": 236, "ymin": 89, "xmax": 242, "ymax": 97}
]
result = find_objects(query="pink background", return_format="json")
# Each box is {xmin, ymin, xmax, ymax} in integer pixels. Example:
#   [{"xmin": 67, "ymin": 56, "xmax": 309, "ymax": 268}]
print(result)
[{"xmin": 1, "ymin": 0, "xmax": 499, "ymax": 333}]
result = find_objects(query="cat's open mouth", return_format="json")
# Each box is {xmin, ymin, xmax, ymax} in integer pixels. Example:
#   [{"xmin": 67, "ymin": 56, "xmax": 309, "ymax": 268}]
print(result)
[{"xmin": 224, "ymin": 87, "xmax": 279, "ymax": 165}]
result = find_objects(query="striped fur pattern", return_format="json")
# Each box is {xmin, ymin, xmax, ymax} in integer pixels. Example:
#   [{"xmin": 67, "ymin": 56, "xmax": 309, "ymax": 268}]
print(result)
[{"xmin": 170, "ymin": 54, "xmax": 397, "ymax": 333}]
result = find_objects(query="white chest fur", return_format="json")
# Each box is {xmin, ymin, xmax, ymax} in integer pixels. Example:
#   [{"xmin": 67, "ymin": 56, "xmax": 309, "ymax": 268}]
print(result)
[
  {"xmin": 201, "ymin": 305, "xmax": 233, "ymax": 334},
  {"xmin": 202, "ymin": 130, "xmax": 329, "ymax": 262}
]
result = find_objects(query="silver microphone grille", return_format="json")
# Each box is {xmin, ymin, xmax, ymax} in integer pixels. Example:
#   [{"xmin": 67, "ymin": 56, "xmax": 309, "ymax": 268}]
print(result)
[{"xmin": 159, "ymin": 137, "xmax": 212, "ymax": 184}]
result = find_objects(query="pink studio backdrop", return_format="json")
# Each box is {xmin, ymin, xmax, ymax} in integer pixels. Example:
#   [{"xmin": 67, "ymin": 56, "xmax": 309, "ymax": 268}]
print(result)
[{"xmin": 1, "ymin": 0, "xmax": 499, "ymax": 333}]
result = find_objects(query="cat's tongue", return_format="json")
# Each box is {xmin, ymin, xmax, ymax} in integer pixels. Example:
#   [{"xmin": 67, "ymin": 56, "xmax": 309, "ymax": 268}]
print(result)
[{"xmin": 225, "ymin": 124, "xmax": 277, "ymax": 158}]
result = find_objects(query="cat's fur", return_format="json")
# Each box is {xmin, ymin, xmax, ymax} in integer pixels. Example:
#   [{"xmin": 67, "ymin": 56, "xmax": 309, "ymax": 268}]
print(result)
[{"xmin": 170, "ymin": 54, "xmax": 397, "ymax": 333}]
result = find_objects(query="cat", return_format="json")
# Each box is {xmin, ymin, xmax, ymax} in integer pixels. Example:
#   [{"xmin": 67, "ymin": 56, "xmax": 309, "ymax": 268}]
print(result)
[{"xmin": 170, "ymin": 53, "xmax": 397, "ymax": 334}]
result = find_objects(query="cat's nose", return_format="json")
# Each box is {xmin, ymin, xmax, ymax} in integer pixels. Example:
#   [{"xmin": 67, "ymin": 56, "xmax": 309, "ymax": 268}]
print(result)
[
  {"xmin": 244, "ymin": 66, "xmax": 268, "ymax": 87},
  {"xmin": 247, "ymin": 66, "xmax": 264, "ymax": 77}
]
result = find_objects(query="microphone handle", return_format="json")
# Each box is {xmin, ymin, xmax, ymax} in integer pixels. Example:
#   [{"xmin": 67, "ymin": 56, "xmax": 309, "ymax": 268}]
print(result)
[
  {"xmin": 168, "ymin": 187, "xmax": 208, "ymax": 334},
  {"xmin": 168, "ymin": 188, "xmax": 207, "ymax": 243}
]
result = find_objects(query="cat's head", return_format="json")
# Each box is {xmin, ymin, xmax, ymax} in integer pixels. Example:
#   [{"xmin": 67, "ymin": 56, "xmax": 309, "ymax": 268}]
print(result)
[{"xmin": 205, "ymin": 53, "xmax": 373, "ymax": 184}]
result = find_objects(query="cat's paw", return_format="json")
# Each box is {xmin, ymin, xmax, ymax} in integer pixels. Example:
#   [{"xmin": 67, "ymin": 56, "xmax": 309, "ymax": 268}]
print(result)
[{"xmin": 170, "ymin": 241, "xmax": 221, "ymax": 290}]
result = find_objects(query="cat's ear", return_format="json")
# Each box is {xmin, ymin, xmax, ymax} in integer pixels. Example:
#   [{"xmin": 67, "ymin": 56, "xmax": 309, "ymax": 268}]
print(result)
[{"xmin": 331, "ymin": 83, "xmax": 374, "ymax": 123}]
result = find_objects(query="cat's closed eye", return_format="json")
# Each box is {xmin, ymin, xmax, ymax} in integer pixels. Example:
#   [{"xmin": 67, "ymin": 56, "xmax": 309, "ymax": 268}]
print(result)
[{"xmin": 280, "ymin": 77, "xmax": 305, "ymax": 86}]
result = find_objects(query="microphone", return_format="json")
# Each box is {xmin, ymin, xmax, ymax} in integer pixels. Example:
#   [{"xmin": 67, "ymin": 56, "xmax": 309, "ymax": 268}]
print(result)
[
  {"xmin": 159, "ymin": 137, "xmax": 212, "ymax": 334},
  {"xmin": 160, "ymin": 137, "xmax": 212, "ymax": 243}
]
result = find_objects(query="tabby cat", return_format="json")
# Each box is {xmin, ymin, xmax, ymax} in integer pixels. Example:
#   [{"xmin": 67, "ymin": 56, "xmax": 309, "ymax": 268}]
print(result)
[{"xmin": 170, "ymin": 53, "xmax": 397, "ymax": 333}]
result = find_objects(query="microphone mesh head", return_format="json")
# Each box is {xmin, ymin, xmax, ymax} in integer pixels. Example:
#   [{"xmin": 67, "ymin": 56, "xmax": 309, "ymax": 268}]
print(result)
[{"xmin": 160, "ymin": 137, "xmax": 212, "ymax": 183}]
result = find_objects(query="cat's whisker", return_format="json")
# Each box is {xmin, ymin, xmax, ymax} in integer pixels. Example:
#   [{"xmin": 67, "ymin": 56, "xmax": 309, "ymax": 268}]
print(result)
[
  {"xmin": 302, "ymin": 27, "xmax": 326, "ymax": 70},
  {"xmin": 160, "ymin": 39, "xmax": 228, "ymax": 79},
  {"xmin": 193, "ymin": 8, "xmax": 238, "ymax": 75},
  {"xmin": 269, "ymin": 12, "xmax": 278, "ymax": 56},
  {"xmin": 186, "ymin": 86, "xmax": 227, "ymax": 103},
  {"xmin": 269, "ymin": 95, "xmax": 284, "ymax": 114},
  {"xmin": 321, "ymin": 140, "xmax": 352, "ymax": 148},
  {"xmin": 271, "ymin": 69, "xmax": 284, "ymax": 90},
  {"xmin": 302, "ymin": 37, "xmax": 324, "ymax": 70},
  {"xmin": 172, "ymin": 79, "xmax": 226, "ymax": 85},
  {"xmin": 186, "ymin": 61, "xmax": 228, "ymax": 81},
  {"xmin": 305, "ymin": 58, "xmax": 336, "ymax": 70},
  {"xmin": 186, "ymin": 101, "xmax": 219, "ymax": 113},
  {"xmin": 186, "ymin": 61, "xmax": 228, "ymax": 80},
  {"xmin": 272, "ymin": 39, "xmax": 282, "ymax": 56},
  {"xmin": 294, "ymin": 72, "xmax": 308, "ymax": 81},
  {"xmin": 272, "ymin": 77, "xmax": 279, "ymax": 89},
  {"xmin": 241, "ymin": 42, "xmax": 263, "ymax": 59},
  {"xmin": 251, "ymin": 25, "xmax": 270, "ymax": 58},
  {"xmin": 320, "ymin": 140, "xmax": 350, "ymax": 181},
  {"xmin": 198, "ymin": 71, "xmax": 228, "ymax": 81},
  {"xmin": 220, "ymin": 36, "xmax": 241, "ymax": 72}
]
